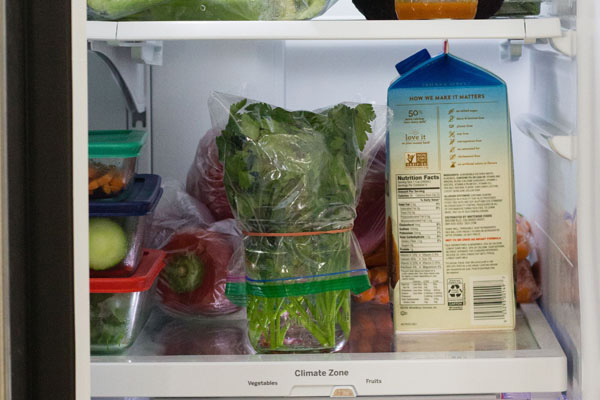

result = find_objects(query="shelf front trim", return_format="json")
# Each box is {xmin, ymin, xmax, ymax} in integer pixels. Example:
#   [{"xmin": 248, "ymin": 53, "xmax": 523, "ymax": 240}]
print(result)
[
  {"xmin": 87, "ymin": 21, "xmax": 118, "ymax": 41},
  {"xmin": 86, "ymin": 18, "xmax": 562, "ymax": 42}
]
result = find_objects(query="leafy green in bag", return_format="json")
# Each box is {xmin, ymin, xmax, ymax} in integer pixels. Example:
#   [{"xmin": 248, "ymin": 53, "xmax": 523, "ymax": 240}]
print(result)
[
  {"xmin": 213, "ymin": 93, "xmax": 385, "ymax": 353},
  {"xmin": 88, "ymin": 0, "xmax": 167, "ymax": 19},
  {"xmin": 89, "ymin": 0, "xmax": 337, "ymax": 20}
]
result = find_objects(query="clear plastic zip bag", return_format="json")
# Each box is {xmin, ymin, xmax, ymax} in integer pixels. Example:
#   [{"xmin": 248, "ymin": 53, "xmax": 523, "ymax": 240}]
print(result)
[
  {"xmin": 211, "ymin": 92, "xmax": 388, "ymax": 353},
  {"xmin": 88, "ymin": 0, "xmax": 339, "ymax": 21}
]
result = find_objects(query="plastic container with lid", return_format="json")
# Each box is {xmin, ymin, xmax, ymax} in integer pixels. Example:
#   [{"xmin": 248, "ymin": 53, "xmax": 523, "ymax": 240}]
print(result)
[
  {"xmin": 90, "ymin": 249, "xmax": 166, "ymax": 354},
  {"xmin": 90, "ymin": 174, "xmax": 163, "ymax": 278},
  {"xmin": 395, "ymin": 0, "xmax": 478, "ymax": 19},
  {"xmin": 89, "ymin": 130, "xmax": 147, "ymax": 199}
]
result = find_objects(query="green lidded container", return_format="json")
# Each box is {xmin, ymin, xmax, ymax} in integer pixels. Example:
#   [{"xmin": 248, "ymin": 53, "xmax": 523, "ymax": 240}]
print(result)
[{"xmin": 88, "ymin": 130, "xmax": 148, "ymax": 200}]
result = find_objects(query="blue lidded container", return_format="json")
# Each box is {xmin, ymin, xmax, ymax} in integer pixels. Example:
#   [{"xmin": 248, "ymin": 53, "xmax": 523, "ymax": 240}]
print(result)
[{"xmin": 90, "ymin": 174, "xmax": 163, "ymax": 278}]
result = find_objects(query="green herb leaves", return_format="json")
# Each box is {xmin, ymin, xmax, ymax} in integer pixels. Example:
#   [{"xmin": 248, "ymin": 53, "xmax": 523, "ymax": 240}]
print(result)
[
  {"xmin": 215, "ymin": 95, "xmax": 376, "ymax": 352},
  {"xmin": 216, "ymin": 98, "xmax": 376, "ymax": 233}
]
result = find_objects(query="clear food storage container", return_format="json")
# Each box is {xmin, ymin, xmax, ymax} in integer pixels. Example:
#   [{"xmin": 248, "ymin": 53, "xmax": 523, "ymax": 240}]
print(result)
[
  {"xmin": 90, "ymin": 174, "xmax": 163, "ymax": 278},
  {"xmin": 88, "ymin": 0, "xmax": 338, "ymax": 21},
  {"xmin": 89, "ymin": 130, "xmax": 147, "ymax": 199},
  {"xmin": 90, "ymin": 249, "xmax": 166, "ymax": 354},
  {"xmin": 395, "ymin": 0, "xmax": 478, "ymax": 19},
  {"xmin": 494, "ymin": 0, "xmax": 541, "ymax": 16},
  {"xmin": 243, "ymin": 234, "xmax": 354, "ymax": 354},
  {"xmin": 247, "ymin": 290, "xmax": 351, "ymax": 353}
]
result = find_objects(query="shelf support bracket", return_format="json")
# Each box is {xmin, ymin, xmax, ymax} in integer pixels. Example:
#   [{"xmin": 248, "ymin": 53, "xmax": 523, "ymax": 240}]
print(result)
[
  {"xmin": 501, "ymin": 39, "xmax": 534, "ymax": 61},
  {"xmin": 550, "ymin": 28, "xmax": 576, "ymax": 58},
  {"xmin": 516, "ymin": 114, "xmax": 576, "ymax": 161}
]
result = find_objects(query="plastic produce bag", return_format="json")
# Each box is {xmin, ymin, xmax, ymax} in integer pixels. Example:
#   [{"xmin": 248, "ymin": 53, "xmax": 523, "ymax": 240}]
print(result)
[
  {"xmin": 88, "ymin": 0, "xmax": 338, "ymax": 21},
  {"xmin": 353, "ymin": 265, "xmax": 389, "ymax": 305},
  {"xmin": 354, "ymin": 143, "xmax": 386, "ymax": 256},
  {"xmin": 515, "ymin": 213, "xmax": 542, "ymax": 303},
  {"xmin": 341, "ymin": 303, "xmax": 393, "ymax": 353},
  {"xmin": 187, "ymin": 130, "xmax": 389, "ymax": 232},
  {"xmin": 186, "ymin": 128, "xmax": 234, "ymax": 221},
  {"xmin": 495, "ymin": 0, "xmax": 541, "ymax": 16},
  {"xmin": 352, "ymin": 143, "xmax": 388, "ymax": 306},
  {"xmin": 149, "ymin": 179, "xmax": 241, "ymax": 317},
  {"xmin": 211, "ymin": 92, "xmax": 387, "ymax": 353},
  {"xmin": 147, "ymin": 179, "xmax": 215, "ymax": 249},
  {"xmin": 87, "ymin": 0, "xmax": 167, "ymax": 20}
]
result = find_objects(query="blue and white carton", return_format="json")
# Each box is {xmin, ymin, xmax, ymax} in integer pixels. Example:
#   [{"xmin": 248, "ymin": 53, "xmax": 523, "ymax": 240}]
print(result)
[{"xmin": 386, "ymin": 50, "xmax": 516, "ymax": 332}]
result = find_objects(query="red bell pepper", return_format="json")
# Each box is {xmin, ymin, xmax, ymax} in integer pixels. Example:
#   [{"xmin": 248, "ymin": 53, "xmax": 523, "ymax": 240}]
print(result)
[{"xmin": 157, "ymin": 229, "xmax": 239, "ymax": 316}]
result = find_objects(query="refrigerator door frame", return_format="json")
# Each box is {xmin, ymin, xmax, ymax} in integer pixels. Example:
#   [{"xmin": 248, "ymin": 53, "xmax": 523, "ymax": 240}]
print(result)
[
  {"xmin": 576, "ymin": 0, "xmax": 600, "ymax": 399},
  {"xmin": 0, "ymin": 0, "xmax": 6, "ymax": 396},
  {"xmin": 3, "ymin": 0, "xmax": 90, "ymax": 398}
]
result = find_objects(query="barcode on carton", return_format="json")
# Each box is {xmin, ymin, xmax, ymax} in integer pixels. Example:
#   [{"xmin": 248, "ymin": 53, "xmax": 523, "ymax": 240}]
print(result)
[{"xmin": 470, "ymin": 276, "xmax": 509, "ymax": 325}]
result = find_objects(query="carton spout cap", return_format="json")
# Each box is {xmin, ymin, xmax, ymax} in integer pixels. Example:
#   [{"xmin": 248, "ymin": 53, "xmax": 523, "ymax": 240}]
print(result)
[{"xmin": 395, "ymin": 49, "xmax": 432, "ymax": 76}]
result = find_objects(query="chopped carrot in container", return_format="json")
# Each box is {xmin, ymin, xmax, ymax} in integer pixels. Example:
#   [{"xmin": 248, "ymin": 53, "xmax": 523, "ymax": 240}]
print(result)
[
  {"xmin": 110, "ymin": 175, "xmax": 125, "ymax": 189},
  {"xmin": 96, "ymin": 173, "xmax": 113, "ymax": 186},
  {"xmin": 89, "ymin": 167, "xmax": 99, "ymax": 179}
]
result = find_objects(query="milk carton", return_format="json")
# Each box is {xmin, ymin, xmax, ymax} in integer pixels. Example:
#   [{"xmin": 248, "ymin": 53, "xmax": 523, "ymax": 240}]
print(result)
[{"xmin": 387, "ymin": 50, "xmax": 516, "ymax": 332}]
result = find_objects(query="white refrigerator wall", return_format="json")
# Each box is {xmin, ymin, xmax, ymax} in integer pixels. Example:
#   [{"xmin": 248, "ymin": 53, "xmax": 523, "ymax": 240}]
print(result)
[
  {"xmin": 150, "ymin": 39, "xmax": 533, "ymax": 183},
  {"xmin": 150, "ymin": 40, "xmax": 285, "ymax": 181}
]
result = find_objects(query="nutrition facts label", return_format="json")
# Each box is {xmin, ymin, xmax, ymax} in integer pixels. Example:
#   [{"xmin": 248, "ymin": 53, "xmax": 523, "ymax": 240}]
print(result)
[{"xmin": 396, "ymin": 174, "xmax": 444, "ymax": 305}]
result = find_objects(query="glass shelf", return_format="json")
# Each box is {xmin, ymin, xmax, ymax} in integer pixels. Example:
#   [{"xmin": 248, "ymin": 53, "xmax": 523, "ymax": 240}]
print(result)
[{"xmin": 91, "ymin": 303, "xmax": 566, "ymax": 397}]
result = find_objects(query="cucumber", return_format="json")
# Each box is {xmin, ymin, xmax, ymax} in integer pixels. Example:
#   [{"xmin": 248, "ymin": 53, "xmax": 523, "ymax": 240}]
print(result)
[{"xmin": 89, "ymin": 218, "xmax": 129, "ymax": 270}]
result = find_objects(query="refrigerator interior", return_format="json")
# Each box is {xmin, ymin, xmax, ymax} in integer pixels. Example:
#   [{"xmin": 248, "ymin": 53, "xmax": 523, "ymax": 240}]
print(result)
[{"xmin": 86, "ymin": 0, "xmax": 587, "ymax": 398}]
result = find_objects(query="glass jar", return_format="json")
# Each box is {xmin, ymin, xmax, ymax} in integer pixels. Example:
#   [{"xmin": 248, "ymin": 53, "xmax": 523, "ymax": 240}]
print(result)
[
  {"xmin": 244, "ymin": 232, "xmax": 354, "ymax": 353},
  {"xmin": 89, "ymin": 214, "xmax": 150, "ymax": 278},
  {"xmin": 88, "ymin": 130, "xmax": 147, "ymax": 199},
  {"xmin": 89, "ymin": 249, "xmax": 166, "ymax": 354},
  {"xmin": 247, "ymin": 290, "xmax": 351, "ymax": 353}
]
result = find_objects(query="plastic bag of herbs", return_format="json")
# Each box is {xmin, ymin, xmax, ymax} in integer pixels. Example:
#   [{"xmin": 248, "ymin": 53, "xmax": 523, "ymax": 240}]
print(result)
[
  {"xmin": 88, "ymin": 0, "xmax": 338, "ymax": 21},
  {"xmin": 210, "ymin": 92, "xmax": 387, "ymax": 353}
]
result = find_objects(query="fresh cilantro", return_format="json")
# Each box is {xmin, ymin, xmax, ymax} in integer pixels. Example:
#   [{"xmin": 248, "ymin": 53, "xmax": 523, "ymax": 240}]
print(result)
[{"xmin": 216, "ymin": 98, "xmax": 376, "ymax": 352}]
